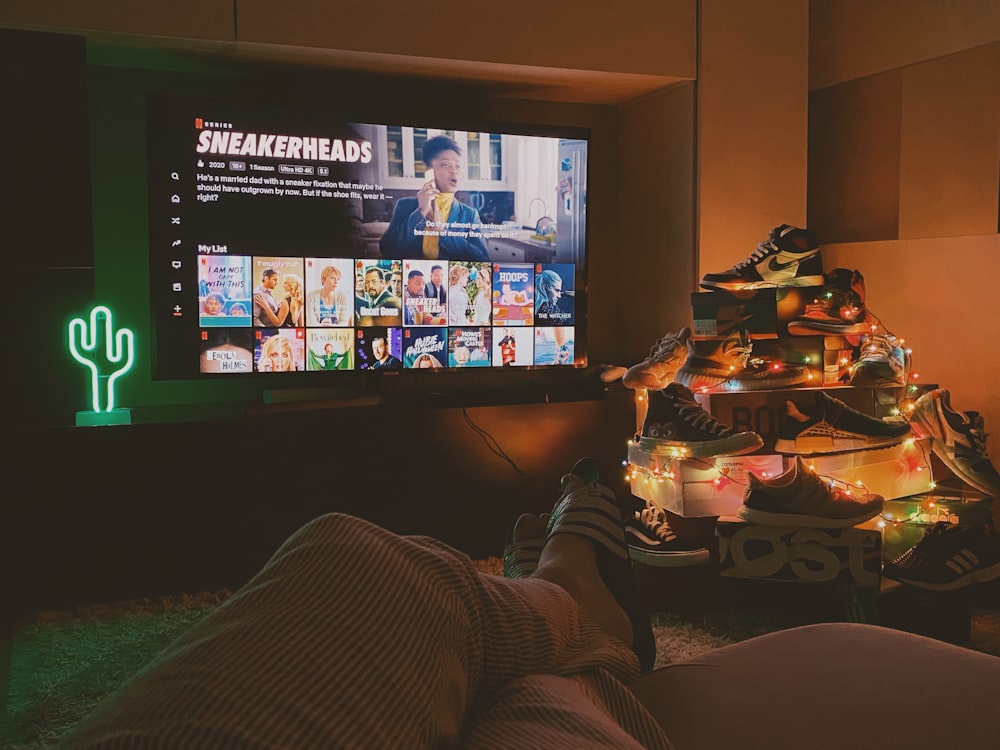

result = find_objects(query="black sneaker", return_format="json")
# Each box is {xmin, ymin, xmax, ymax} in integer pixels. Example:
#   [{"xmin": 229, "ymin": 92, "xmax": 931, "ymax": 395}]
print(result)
[
  {"xmin": 674, "ymin": 332, "xmax": 811, "ymax": 392},
  {"xmin": 738, "ymin": 455, "xmax": 884, "ymax": 527},
  {"xmin": 787, "ymin": 268, "xmax": 871, "ymax": 336},
  {"xmin": 908, "ymin": 389, "xmax": 1000, "ymax": 498},
  {"xmin": 850, "ymin": 333, "xmax": 910, "ymax": 387},
  {"xmin": 626, "ymin": 502, "xmax": 710, "ymax": 567},
  {"xmin": 774, "ymin": 390, "xmax": 912, "ymax": 454},
  {"xmin": 638, "ymin": 382, "xmax": 764, "ymax": 458},
  {"xmin": 700, "ymin": 224, "xmax": 824, "ymax": 291},
  {"xmin": 885, "ymin": 522, "xmax": 1000, "ymax": 591}
]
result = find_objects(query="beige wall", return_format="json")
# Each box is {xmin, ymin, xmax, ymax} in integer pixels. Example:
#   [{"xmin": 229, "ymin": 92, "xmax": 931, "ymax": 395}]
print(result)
[{"xmin": 696, "ymin": 0, "xmax": 810, "ymax": 281}]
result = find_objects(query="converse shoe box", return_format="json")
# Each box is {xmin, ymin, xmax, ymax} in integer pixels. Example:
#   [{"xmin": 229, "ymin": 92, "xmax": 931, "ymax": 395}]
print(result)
[
  {"xmin": 693, "ymin": 384, "xmax": 937, "ymax": 453},
  {"xmin": 691, "ymin": 287, "xmax": 826, "ymax": 338},
  {"xmin": 627, "ymin": 442, "xmax": 784, "ymax": 517},
  {"xmin": 715, "ymin": 516, "xmax": 882, "ymax": 587},
  {"xmin": 881, "ymin": 486, "xmax": 994, "ymax": 560}
]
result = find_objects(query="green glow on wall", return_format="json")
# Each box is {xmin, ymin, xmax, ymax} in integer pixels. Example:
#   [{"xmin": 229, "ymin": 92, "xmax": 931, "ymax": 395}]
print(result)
[{"xmin": 68, "ymin": 305, "xmax": 135, "ymax": 413}]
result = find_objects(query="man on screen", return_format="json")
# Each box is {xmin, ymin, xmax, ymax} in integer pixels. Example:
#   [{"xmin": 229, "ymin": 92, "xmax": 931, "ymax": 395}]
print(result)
[{"xmin": 379, "ymin": 135, "xmax": 490, "ymax": 261}]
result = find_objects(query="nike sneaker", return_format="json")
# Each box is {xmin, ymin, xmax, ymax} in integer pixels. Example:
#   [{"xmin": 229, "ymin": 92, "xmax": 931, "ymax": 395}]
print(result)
[
  {"xmin": 908, "ymin": 389, "xmax": 1000, "ymax": 497},
  {"xmin": 774, "ymin": 390, "xmax": 912, "ymax": 454},
  {"xmin": 738, "ymin": 455, "xmax": 884, "ymax": 528},
  {"xmin": 700, "ymin": 224, "xmax": 824, "ymax": 291},
  {"xmin": 674, "ymin": 332, "xmax": 811, "ymax": 392},
  {"xmin": 850, "ymin": 334, "xmax": 910, "ymax": 388},
  {"xmin": 638, "ymin": 382, "xmax": 764, "ymax": 458},
  {"xmin": 622, "ymin": 327, "xmax": 691, "ymax": 391},
  {"xmin": 787, "ymin": 267, "xmax": 871, "ymax": 336}
]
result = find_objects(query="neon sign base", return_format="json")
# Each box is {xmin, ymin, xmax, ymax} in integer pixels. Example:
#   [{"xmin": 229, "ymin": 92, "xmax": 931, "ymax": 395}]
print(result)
[{"xmin": 76, "ymin": 408, "xmax": 133, "ymax": 427}]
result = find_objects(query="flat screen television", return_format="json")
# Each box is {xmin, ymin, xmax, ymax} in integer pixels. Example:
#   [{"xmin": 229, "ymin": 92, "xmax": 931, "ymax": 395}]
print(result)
[{"xmin": 147, "ymin": 94, "xmax": 589, "ymax": 384}]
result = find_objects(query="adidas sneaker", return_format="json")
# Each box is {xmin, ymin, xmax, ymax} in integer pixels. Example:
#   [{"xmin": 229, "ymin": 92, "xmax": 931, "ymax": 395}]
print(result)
[
  {"xmin": 774, "ymin": 390, "xmax": 912, "ymax": 454},
  {"xmin": 908, "ymin": 389, "xmax": 1000, "ymax": 497},
  {"xmin": 787, "ymin": 268, "xmax": 871, "ymax": 336},
  {"xmin": 738, "ymin": 455, "xmax": 884, "ymax": 528},
  {"xmin": 884, "ymin": 521, "xmax": 1000, "ymax": 591},
  {"xmin": 850, "ymin": 334, "xmax": 910, "ymax": 388},
  {"xmin": 626, "ymin": 502, "xmax": 710, "ymax": 567},
  {"xmin": 700, "ymin": 224, "xmax": 824, "ymax": 291},
  {"xmin": 674, "ymin": 332, "xmax": 811, "ymax": 392},
  {"xmin": 638, "ymin": 382, "xmax": 763, "ymax": 458},
  {"xmin": 622, "ymin": 327, "xmax": 691, "ymax": 391}
]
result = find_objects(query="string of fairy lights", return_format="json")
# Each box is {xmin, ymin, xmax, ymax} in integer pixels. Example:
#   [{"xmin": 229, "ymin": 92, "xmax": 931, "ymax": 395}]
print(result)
[{"xmin": 623, "ymin": 320, "xmax": 988, "ymax": 533}]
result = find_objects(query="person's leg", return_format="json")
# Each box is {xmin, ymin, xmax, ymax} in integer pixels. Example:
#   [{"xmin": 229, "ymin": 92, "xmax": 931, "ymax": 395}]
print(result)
[
  {"xmin": 60, "ymin": 511, "xmax": 659, "ymax": 749},
  {"xmin": 630, "ymin": 622, "xmax": 1000, "ymax": 750}
]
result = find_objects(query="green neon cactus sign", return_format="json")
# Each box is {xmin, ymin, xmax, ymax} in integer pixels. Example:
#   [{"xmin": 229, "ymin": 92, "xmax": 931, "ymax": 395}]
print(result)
[{"xmin": 68, "ymin": 305, "xmax": 135, "ymax": 413}]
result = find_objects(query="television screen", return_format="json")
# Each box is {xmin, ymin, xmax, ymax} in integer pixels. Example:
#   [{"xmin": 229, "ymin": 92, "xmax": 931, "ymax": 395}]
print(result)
[{"xmin": 147, "ymin": 95, "xmax": 589, "ymax": 381}]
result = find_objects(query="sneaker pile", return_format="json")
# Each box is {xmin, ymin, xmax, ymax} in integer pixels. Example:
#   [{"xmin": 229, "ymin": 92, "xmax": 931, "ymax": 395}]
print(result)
[
  {"xmin": 737, "ymin": 455, "xmax": 884, "ymax": 527},
  {"xmin": 674, "ymin": 331, "xmax": 811, "ymax": 392},
  {"xmin": 774, "ymin": 390, "xmax": 912, "ymax": 455},
  {"xmin": 700, "ymin": 224, "xmax": 824, "ymax": 291},
  {"xmin": 850, "ymin": 333, "xmax": 910, "ymax": 388},
  {"xmin": 638, "ymin": 382, "xmax": 763, "ymax": 458},
  {"xmin": 626, "ymin": 501, "xmax": 710, "ymax": 567},
  {"xmin": 883, "ymin": 521, "xmax": 1000, "ymax": 591},
  {"xmin": 622, "ymin": 327, "xmax": 691, "ymax": 391},
  {"xmin": 908, "ymin": 389, "xmax": 1000, "ymax": 497},
  {"xmin": 787, "ymin": 267, "xmax": 870, "ymax": 336}
]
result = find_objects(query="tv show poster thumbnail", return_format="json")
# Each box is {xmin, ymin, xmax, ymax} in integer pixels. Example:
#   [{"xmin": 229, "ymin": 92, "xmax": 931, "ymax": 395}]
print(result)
[
  {"xmin": 447, "ymin": 261, "xmax": 492, "ymax": 326},
  {"xmin": 402, "ymin": 259, "xmax": 447, "ymax": 326},
  {"xmin": 355, "ymin": 258, "xmax": 402, "ymax": 327},
  {"xmin": 448, "ymin": 326, "xmax": 492, "ymax": 367},
  {"xmin": 200, "ymin": 329, "xmax": 254, "ymax": 374},
  {"xmin": 493, "ymin": 326, "xmax": 533, "ymax": 367},
  {"xmin": 356, "ymin": 326, "xmax": 403, "ymax": 370},
  {"xmin": 255, "ymin": 328, "xmax": 306, "ymax": 372},
  {"xmin": 535, "ymin": 326, "xmax": 575, "ymax": 366},
  {"xmin": 251, "ymin": 256, "xmax": 305, "ymax": 327},
  {"xmin": 534, "ymin": 263, "xmax": 575, "ymax": 327},
  {"xmin": 198, "ymin": 255, "xmax": 253, "ymax": 327},
  {"xmin": 402, "ymin": 327, "xmax": 447, "ymax": 369},
  {"xmin": 305, "ymin": 257, "xmax": 355, "ymax": 327},
  {"xmin": 306, "ymin": 328, "xmax": 355, "ymax": 371},
  {"xmin": 492, "ymin": 263, "xmax": 534, "ymax": 326}
]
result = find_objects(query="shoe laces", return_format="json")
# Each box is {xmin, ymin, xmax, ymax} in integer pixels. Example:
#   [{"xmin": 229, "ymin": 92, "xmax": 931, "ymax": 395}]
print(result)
[
  {"xmin": 721, "ymin": 333, "xmax": 753, "ymax": 368},
  {"xmin": 671, "ymin": 391, "xmax": 733, "ymax": 436},
  {"xmin": 648, "ymin": 329, "xmax": 686, "ymax": 359},
  {"xmin": 638, "ymin": 505, "xmax": 672, "ymax": 540},
  {"xmin": 733, "ymin": 237, "xmax": 778, "ymax": 270},
  {"xmin": 859, "ymin": 334, "xmax": 899, "ymax": 362},
  {"xmin": 964, "ymin": 412, "xmax": 990, "ymax": 456}
]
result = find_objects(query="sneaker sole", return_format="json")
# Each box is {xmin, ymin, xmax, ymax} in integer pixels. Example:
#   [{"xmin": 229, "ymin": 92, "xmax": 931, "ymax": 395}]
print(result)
[
  {"xmin": 774, "ymin": 433, "xmax": 908, "ymax": 455},
  {"xmin": 676, "ymin": 370, "xmax": 811, "ymax": 392},
  {"xmin": 737, "ymin": 505, "xmax": 881, "ymax": 528},
  {"xmin": 700, "ymin": 275, "xmax": 825, "ymax": 292},
  {"xmin": 787, "ymin": 320, "xmax": 871, "ymax": 336},
  {"xmin": 628, "ymin": 545, "xmax": 711, "ymax": 567},
  {"xmin": 896, "ymin": 560, "xmax": 1000, "ymax": 591},
  {"xmin": 637, "ymin": 432, "xmax": 763, "ymax": 458}
]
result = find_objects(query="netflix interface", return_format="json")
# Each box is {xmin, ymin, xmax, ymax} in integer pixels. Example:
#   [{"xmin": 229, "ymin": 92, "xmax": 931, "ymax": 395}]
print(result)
[{"xmin": 148, "ymin": 95, "xmax": 589, "ymax": 379}]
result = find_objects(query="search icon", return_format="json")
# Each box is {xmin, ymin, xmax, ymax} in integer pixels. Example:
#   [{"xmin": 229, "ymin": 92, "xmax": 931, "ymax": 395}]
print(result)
[{"xmin": 170, "ymin": 172, "xmax": 179, "ymax": 180}]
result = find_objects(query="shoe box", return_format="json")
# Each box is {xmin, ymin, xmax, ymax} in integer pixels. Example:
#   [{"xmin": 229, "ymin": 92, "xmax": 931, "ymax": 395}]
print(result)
[
  {"xmin": 715, "ymin": 515, "xmax": 882, "ymax": 587},
  {"xmin": 627, "ymin": 442, "xmax": 784, "ymax": 517},
  {"xmin": 804, "ymin": 440, "xmax": 936, "ymax": 503},
  {"xmin": 693, "ymin": 383, "xmax": 937, "ymax": 454},
  {"xmin": 691, "ymin": 287, "xmax": 837, "ymax": 339},
  {"xmin": 880, "ymin": 485, "xmax": 994, "ymax": 560}
]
